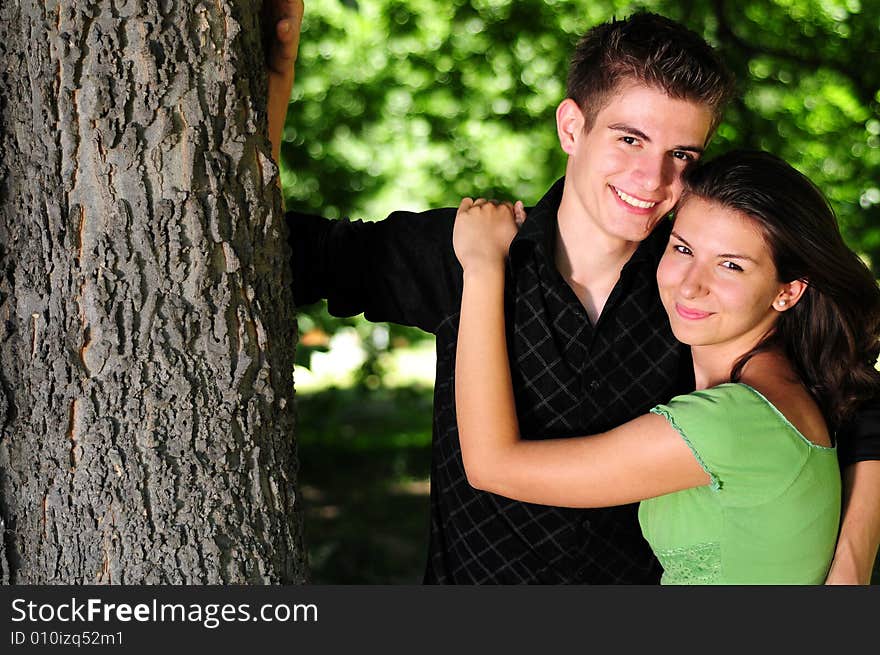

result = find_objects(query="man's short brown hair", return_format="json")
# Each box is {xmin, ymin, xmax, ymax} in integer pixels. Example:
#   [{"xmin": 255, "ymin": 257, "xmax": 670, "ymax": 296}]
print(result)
[{"xmin": 567, "ymin": 12, "xmax": 736, "ymax": 137}]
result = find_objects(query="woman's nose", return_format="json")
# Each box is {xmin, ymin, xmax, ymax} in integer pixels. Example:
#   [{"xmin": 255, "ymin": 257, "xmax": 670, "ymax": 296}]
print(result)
[{"xmin": 679, "ymin": 265, "xmax": 708, "ymax": 299}]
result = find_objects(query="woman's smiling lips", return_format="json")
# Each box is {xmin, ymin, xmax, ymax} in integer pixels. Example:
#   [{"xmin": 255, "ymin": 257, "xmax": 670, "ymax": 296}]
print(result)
[{"xmin": 675, "ymin": 303, "xmax": 713, "ymax": 320}]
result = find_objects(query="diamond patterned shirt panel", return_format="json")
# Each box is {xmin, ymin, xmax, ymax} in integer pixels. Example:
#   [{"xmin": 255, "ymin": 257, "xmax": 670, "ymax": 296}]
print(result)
[{"xmin": 424, "ymin": 179, "xmax": 688, "ymax": 584}]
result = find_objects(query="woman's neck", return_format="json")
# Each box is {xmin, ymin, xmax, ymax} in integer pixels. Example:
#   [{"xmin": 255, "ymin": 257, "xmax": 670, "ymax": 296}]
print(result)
[
  {"xmin": 690, "ymin": 346, "xmax": 735, "ymax": 390},
  {"xmin": 691, "ymin": 343, "xmax": 792, "ymax": 390}
]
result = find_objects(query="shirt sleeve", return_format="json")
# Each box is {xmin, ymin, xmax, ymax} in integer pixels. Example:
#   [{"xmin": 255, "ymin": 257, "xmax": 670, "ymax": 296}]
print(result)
[
  {"xmin": 649, "ymin": 384, "xmax": 812, "ymax": 507},
  {"xmin": 836, "ymin": 397, "xmax": 880, "ymax": 466},
  {"xmin": 286, "ymin": 207, "xmax": 463, "ymax": 334}
]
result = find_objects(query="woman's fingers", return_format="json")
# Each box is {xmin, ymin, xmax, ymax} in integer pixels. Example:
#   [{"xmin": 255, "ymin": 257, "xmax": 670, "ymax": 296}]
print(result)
[{"xmin": 514, "ymin": 200, "xmax": 526, "ymax": 227}]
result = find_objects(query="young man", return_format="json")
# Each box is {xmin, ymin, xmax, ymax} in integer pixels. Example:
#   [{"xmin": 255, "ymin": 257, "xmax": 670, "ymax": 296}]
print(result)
[{"xmin": 267, "ymin": 1, "xmax": 880, "ymax": 584}]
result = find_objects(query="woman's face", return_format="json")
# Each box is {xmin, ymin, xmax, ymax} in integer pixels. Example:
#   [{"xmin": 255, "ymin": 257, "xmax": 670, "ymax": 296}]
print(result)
[{"xmin": 656, "ymin": 197, "xmax": 790, "ymax": 354}]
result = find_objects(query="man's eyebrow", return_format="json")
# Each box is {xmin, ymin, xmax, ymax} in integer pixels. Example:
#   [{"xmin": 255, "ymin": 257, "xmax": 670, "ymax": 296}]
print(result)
[
  {"xmin": 670, "ymin": 231, "xmax": 758, "ymax": 263},
  {"xmin": 609, "ymin": 123, "xmax": 705, "ymax": 154}
]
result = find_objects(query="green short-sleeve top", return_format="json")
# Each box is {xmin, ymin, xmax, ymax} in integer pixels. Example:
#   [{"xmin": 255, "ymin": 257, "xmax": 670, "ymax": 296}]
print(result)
[{"xmin": 638, "ymin": 383, "xmax": 841, "ymax": 585}]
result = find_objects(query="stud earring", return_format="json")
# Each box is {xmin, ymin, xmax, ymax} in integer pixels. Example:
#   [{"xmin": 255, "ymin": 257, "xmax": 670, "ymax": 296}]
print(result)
[{"xmin": 778, "ymin": 299, "xmax": 787, "ymax": 308}]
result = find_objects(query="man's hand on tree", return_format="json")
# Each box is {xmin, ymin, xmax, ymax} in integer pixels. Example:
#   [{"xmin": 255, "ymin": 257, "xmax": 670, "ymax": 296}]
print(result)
[{"xmin": 265, "ymin": 0, "xmax": 304, "ymax": 164}]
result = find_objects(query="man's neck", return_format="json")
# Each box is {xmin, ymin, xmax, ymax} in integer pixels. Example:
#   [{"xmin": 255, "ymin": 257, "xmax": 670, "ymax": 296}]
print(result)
[{"xmin": 555, "ymin": 202, "xmax": 640, "ymax": 324}]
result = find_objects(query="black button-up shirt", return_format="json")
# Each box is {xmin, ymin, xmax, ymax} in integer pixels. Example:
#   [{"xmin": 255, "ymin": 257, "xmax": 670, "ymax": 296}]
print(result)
[{"xmin": 288, "ymin": 177, "xmax": 879, "ymax": 584}]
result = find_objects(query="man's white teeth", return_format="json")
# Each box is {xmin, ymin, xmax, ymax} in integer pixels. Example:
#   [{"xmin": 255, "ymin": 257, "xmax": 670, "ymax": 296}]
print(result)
[{"xmin": 614, "ymin": 187, "xmax": 657, "ymax": 209}]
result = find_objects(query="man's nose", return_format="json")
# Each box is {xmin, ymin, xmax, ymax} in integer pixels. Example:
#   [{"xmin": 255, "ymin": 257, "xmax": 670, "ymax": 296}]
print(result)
[{"xmin": 633, "ymin": 155, "xmax": 671, "ymax": 193}]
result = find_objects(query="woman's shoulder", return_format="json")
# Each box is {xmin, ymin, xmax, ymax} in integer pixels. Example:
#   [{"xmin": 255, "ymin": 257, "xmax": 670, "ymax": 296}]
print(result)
[
  {"xmin": 652, "ymin": 384, "xmax": 771, "ymax": 453},
  {"xmin": 737, "ymin": 359, "xmax": 832, "ymax": 449},
  {"xmin": 653, "ymin": 381, "xmax": 833, "ymax": 502},
  {"xmin": 661, "ymin": 382, "xmax": 766, "ymax": 420},
  {"xmin": 658, "ymin": 378, "xmax": 832, "ymax": 451}
]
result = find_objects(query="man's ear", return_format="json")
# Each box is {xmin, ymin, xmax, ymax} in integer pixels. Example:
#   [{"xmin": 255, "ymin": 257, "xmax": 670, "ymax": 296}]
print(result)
[{"xmin": 556, "ymin": 98, "xmax": 585, "ymax": 156}]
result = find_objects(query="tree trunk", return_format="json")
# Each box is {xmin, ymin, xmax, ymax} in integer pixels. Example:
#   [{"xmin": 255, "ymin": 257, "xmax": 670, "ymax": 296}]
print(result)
[{"xmin": 0, "ymin": 0, "xmax": 305, "ymax": 583}]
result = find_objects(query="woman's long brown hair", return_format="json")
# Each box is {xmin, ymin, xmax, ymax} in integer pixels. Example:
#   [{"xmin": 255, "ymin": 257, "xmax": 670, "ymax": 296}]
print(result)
[{"xmin": 679, "ymin": 150, "xmax": 880, "ymax": 428}]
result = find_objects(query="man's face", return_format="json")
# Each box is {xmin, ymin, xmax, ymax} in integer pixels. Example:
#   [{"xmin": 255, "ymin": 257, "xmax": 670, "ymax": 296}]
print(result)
[{"xmin": 557, "ymin": 83, "xmax": 715, "ymax": 245}]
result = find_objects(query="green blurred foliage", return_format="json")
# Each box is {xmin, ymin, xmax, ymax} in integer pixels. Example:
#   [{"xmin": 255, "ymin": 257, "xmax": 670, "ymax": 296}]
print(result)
[
  {"xmin": 296, "ymin": 386, "xmax": 434, "ymax": 582},
  {"xmin": 284, "ymin": 0, "xmax": 880, "ymax": 377}
]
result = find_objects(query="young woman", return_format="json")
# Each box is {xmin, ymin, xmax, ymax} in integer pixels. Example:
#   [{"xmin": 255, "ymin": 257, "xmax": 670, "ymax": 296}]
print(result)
[{"xmin": 453, "ymin": 151, "xmax": 880, "ymax": 584}]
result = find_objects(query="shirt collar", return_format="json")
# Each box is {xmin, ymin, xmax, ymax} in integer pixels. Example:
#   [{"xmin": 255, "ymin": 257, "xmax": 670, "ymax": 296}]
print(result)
[{"xmin": 509, "ymin": 177, "xmax": 565, "ymax": 267}]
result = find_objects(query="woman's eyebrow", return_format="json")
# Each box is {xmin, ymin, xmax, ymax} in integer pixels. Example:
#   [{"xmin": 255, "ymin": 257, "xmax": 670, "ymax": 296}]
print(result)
[{"xmin": 670, "ymin": 231, "xmax": 758, "ymax": 263}]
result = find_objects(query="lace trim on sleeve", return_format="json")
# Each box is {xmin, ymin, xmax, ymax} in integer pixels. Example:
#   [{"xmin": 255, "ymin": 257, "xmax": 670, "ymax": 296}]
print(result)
[{"xmin": 650, "ymin": 405, "xmax": 722, "ymax": 491}]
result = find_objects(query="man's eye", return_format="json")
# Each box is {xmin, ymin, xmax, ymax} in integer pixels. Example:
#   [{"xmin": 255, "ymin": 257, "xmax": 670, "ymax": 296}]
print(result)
[
  {"xmin": 621, "ymin": 136, "xmax": 639, "ymax": 145},
  {"xmin": 672, "ymin": 150, "xmax": 695, "ymax": 162}
]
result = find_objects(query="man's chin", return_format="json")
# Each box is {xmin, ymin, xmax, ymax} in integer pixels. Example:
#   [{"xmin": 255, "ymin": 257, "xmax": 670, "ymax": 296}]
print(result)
[
  {"xmin": 616, "ymin": 213, "xmax": 667, "ymax": 241},
  {"xmin": 616, "ymin": 223, "xmax": 660, "ymax": 243}
]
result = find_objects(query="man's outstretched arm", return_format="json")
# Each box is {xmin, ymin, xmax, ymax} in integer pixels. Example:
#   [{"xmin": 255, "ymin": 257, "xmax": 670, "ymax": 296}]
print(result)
[
  {"xmin": 262, "ymin": 1, "xmax": 462, "ymax": 332},
  {"xmin": 827, "ymin": 462, "xmax": 880, "ymax": 584},
  {"xmin": 827, "ymin": 404, "xmax": 880, "ymax": 584}
]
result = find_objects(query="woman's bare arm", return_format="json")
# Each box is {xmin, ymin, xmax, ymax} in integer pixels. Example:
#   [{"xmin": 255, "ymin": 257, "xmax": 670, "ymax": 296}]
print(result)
[{"xmin": 452, "ymin": 199, "xmax": 709, "ymax": 508}]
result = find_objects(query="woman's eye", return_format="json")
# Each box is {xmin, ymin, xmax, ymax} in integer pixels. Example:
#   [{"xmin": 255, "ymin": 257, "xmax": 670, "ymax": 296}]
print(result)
[
  {"xmin": 721, "ymin": 261, "xmax": 744, "ymax": 272},
  {"xmin": 672, "ymin": 150, "xmax": 695, "ymax": 162},
  {"xmin": 672, "ymin": 244, "xmax": 692, "ymax": 255}
]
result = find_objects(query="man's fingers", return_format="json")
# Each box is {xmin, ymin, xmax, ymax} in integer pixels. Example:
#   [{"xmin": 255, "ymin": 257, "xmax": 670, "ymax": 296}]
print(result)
[
  {"xmin": 274, "ymin": 0, "xmax": 304, "ymax": 26},
  {"xmin": 277, "ymin": 19, "xmax": 293, "ymax": 42},
  {"xmin": 274, "ymin": 20, "xmax": 299, "ymax": 56},
  {"xmin": 268, "ymin": 1, "xmax": 304, "ymax": 71}
]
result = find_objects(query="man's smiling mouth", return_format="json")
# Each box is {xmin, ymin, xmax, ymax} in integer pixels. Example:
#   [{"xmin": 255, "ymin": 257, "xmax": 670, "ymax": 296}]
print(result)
[{"xmin": 611, "ymin": 186, "xmax": 658, "ymax": 209}]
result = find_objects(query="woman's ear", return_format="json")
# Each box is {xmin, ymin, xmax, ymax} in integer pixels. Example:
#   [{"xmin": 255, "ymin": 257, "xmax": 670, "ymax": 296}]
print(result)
[{"xmin": 773, "ymin": 279, "xmax": 808, "ymax": 312}]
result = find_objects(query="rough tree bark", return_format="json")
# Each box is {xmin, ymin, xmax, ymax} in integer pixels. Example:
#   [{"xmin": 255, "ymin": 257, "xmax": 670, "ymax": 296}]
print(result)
[{"xmin": 0, "ymin": 0, "xmax": 305, "ymax": 583}]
